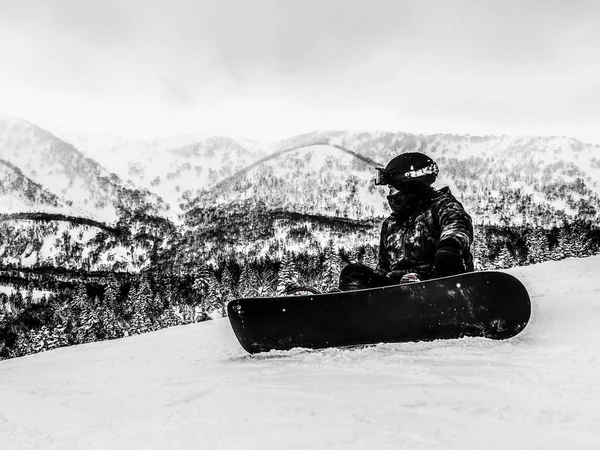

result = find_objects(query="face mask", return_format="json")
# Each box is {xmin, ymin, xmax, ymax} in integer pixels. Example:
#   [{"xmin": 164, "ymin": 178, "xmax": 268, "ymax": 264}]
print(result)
[
  {"xmin": 387, "ymin": 190, "xmax": 420, "ymax": 215},
  {"xmin": 386, "ymin": 183, "xmax": 433, "ymax": 216}
]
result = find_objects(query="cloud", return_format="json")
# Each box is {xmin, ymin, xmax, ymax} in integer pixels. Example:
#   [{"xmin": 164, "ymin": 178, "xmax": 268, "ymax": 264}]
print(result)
[{"xmin": 1, "ymin": 0, "xmax": 600, "ymax": 142}]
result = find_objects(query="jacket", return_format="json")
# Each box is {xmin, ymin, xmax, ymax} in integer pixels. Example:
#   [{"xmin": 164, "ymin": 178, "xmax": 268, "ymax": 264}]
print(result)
[{"xmin": 377, "ymin": 187, "xmax": 474, "ymax": 280}]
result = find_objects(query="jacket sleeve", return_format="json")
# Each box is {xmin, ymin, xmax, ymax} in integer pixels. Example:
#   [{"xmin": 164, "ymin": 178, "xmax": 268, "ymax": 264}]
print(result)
[
  {"xmin": 376, "ymin": 221, "xmax": 391, "ymax": 273},
  {"xmin": 435, "ymin": 196, "xmax": 473, "ymax": 252}
]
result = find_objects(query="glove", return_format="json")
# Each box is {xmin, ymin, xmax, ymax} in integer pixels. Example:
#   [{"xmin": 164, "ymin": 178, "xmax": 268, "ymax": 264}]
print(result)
[
  {"xmin": 434, "ymin": 239, "xmax": 465, "ymax": 278},
  {"xmin": 386, "ymin": 270, "xmax": 406, "ymax": 283},
  {"xmin": 400, "ymin": 273, "xmax": 420, "ymax": 283},
  {"xmin": 386, "ymin": 271, "xmax": 421, "ymax": 284}
]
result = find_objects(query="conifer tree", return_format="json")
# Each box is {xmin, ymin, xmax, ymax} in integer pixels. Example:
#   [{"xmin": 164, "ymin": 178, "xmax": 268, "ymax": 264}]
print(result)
[
  {"xmin": 255, "ymin": 269, "xmax": 277, "ymax": 297},
  {"xmin": 277, "ymin": 250, "xmax": 299, "ymax": 295},
  {"xmin": 25, "ymin": 284, "xmax": 34, "ymax": 305},
  {"xmin": 10, "ymin": 291, "xmax": 25, "ymax": 313},
  {"xmin": 97, "ymin": 304, "xmax": 123, "ymax": 340},
  {"xmin": 238, "ymin": 263, "xmax": 258, "ymax": 298},
  {"xmin": 320, "ymin": 241, "xmax": 341, "ymax": 292},
  {"xmin": 28, "ymin": 325, "xmax": 69, "ymax": 352},
  {"xmin": 159, "ymin": 302, "xmax": 182, "ymax": 328},
  {"xmin": 526, "ymin": 228, "xmax": 551, "ymax": 265},
  {"xmin": 77, "ymin": 296, "xmax": 101, "ymax": 344},
  {"xmin": 569, "ymin": 220, "xmax": 593, "ymax": 257},
  {"xmin": 46, "ymin": 325, "xmax": 69, "ymax": 350},
  {"xmin": 191, "ymin": 264, "xmax": 212, "ymax": 305},
  {"xmin": 471, "ymin": 226, "xmax": 490, "ymax": 270},
  {"xmin": 220, "ymin": 267, "xmax": 236, "ymax": 317},
  {"xmin": 72, "ymin": 283, "xmax": 88, "ymax": 311},
  {"xmin": 203, "ymin": 272, "xmax": 222, "ymax": 319},
  {"xmin": 495, "ymin": 245, "xmax": 517, "ymax": 269},
  {"xmin": 128, "ymin": 277, "xmax": 153, "ymax": 335},
  {"xmin": 138, "ymin": 274, "xmax": 161, "ymax": 327},
  {"xmin": 103, "ymin": 275, "xmax": 120, "ymax": 311}
]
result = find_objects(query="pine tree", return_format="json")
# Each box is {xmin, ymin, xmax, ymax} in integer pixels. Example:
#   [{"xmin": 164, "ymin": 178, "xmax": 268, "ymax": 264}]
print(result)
[
  {"xmin": 98, "ymin": 305, "xmax": 124, "ymax": 340},
  {"xmin": 138, "ymin": 274, "xmax": 161, "ymax": 328},
  {"xmin": 554, "ymin": 226, "xmax": 574, "ymax": 260},
  {"xmin": 526, "ymin": 228, "xmax": 551, "ymax": 265},
  {"xmin": 128, "ymin": 277, "xmax": 153, "ymax": 335},
  {"xmin": 472, "ymin": 226, "xmax": 491, "ymax": 270},
  {"xmin": 9, "ymin": 291, "xmax": 24, "ymax": 315},
  {"xmin": 46, "ymin": 325, "xmax": 69, "ymax": 350},
  {"xmin": 220, "ymin": 267, "xmax": 236, "ymax": 317},
  {"xmin": 159, "ymin": 303, "xmax": 182, "ymax": 328},
  {"xmin": 71, "ymin": 283, "xmax": 88, "ymax": 312},
  {"xmin": 122, "ymin": 283, "xmax": 138, "ymax": 320},
  {"xmin": 77, "ymin": 296, "xmax": 101, "ymax": 344},
  {"xmin": 238, "ymin": 263, "xmax": 258, "ymax": 298},
  {"xmin": 494, "ymin": 245, "xmax": 517, "ymax": 269},
  {"xmin": 25, "ymin": 284, "xmax": 34, "ymax": 305},
  {"xmin": 277, "ymin": 250, "xmax": 299, "ymax": 295},
  {"xmin": 569, "ymin": 220, "xmax": 593, "ymax": 257},
  {"xmin": 191, "ymin": 264, "xmax": 212, "ymax": 306},
  {"xmin": 320, "ymin": 242, "xmax": 341, "ymax": 292},
  {"xmin": 28, "ymin": 326, "xmax": 69, "ymax": 352},
  {"xmin": 103, "ymin": 275, "xmax": 120, "ymax": 311},
  {"xmin": 14, "ymin": 329, "xmax": 35, "ymax": 357},
  {"xmin": 203, "ymin": 272, "xmax": 222, "ymax": 319}
]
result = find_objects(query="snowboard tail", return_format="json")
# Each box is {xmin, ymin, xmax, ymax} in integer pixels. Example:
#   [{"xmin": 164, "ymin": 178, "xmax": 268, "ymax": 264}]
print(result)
[{"xmin": 227, "ymin": 271, "xmax": 531, "ymax": 354}]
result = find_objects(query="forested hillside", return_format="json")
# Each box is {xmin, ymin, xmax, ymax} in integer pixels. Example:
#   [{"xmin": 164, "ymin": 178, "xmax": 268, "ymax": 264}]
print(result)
[{"xmin": 2, "ymin": 117, "xmax": 600, "ymax": 360}]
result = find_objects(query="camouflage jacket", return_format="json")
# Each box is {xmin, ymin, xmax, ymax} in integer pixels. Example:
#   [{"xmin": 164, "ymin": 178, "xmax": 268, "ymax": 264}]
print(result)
[{"xmin": 377, "ymin": 187, "xmax": 474, "ymax": 280}]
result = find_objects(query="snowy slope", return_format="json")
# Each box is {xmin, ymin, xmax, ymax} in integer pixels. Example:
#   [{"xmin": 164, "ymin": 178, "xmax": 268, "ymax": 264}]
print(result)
[
  {"xmin": 0, "ymin": 117, "xmax": 168, "ymax": 222},
  {"xmin": 1, "ymin": 256, "xmax": 600, "ymax": 449},
  {"xmin": 56, "ymin": 130, "xmax": 270, "ymax": 209}
]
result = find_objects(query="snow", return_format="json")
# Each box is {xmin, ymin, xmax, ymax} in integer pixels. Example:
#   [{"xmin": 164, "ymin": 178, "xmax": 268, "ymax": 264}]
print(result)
[{"xmin": 1, "ymin": 256, "xmax": 600, "ymax": 449}]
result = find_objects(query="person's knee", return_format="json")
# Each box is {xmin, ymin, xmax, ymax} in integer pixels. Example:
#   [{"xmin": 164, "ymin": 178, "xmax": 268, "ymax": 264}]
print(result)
[
  {"xmin": 339, "ymin": 263, "xmax": 378, "ymax": 291},
  {"xmin": 340, "ymin": 263, "xmax": 372, "ymax": 279}
]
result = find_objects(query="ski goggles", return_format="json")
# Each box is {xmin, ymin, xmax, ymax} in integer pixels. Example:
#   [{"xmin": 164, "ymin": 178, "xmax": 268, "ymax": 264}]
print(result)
[
  {"xmin": 375, "ymin": 162, "xmax": 439, "ymax": 187},
  {"xmin": 375, "ymin": 167, "xmax": 394, "ymax": 186}
]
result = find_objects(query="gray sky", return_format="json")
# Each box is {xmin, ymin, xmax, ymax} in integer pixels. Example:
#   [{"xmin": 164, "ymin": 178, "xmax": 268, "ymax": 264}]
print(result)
[{"xmin": 1, "ymin": 0, "xmax": 600, "ymax": 143}]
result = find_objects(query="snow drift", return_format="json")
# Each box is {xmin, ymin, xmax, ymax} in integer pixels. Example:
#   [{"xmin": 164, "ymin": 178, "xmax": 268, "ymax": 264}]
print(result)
[{"xmin": 1, "ymin": 256, "xmax": 599, "ymax": 449}]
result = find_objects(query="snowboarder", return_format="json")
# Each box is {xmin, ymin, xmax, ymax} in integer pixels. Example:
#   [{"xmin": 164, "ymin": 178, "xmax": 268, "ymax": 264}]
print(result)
[{"xmin": 339, "ymin": 152, "xmax": 474, "ymax": 290}]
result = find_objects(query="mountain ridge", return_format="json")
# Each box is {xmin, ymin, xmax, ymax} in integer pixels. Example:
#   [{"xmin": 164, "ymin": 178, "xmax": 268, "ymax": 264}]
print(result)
[
  {"xmin": 0, "ymin": 116, "xmax": 169, "ymax": 222},
  {"xmin": 2, "ymin": 114, "xmax": 600, "ymax": 229}
]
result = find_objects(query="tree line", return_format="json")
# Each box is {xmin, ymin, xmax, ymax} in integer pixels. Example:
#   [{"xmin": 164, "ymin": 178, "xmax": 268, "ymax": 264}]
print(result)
[{"xmin": 2, "ymin": 218, "xmax": 600, "ymax": 360}]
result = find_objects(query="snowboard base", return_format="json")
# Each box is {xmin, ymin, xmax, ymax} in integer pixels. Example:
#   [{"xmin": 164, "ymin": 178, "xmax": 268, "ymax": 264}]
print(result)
[{"xmin": 227, "ymin": 271, "xmax": 531, "ymax": 354}]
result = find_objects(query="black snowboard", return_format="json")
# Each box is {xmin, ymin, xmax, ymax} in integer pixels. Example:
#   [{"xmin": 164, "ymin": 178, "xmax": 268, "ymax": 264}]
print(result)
[{"xmin": 227, "ymin": 271, "xmax": 531, "ymax": 354}]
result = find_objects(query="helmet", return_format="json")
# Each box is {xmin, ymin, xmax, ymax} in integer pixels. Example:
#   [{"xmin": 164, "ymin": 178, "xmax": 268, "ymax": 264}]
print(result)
[{"xmin": 375, "ymin": 152, "xmax": 439, "ymax": 188}]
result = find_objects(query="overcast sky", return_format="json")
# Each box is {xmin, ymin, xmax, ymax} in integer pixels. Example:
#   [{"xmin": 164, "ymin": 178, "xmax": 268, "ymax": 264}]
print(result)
[{"xmin": 1, "ymin": 0, "xmax": 599, "ymax": 143}]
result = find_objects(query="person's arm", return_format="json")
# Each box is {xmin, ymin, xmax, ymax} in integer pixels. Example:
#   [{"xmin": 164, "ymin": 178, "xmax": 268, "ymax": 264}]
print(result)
[
  {"xmin": 434, "ymin": 198, "xmax": 473, "ymax": 277},
  {"xmin": 376, "ymin": 221, "xmax": 391, "ymax": 274}
]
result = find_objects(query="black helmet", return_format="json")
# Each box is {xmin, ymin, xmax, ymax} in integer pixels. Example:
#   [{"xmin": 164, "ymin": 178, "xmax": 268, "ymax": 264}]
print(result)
[{"xmin": 375, "ymin": 152, "xmax": 439, "ymax": 188}]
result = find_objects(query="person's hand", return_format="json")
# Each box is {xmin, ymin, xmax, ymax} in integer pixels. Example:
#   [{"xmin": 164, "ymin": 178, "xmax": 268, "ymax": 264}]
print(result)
[
  {"xmin": 434, "ymin": 239, "xmax": 464, "ymax": 277},
  {"xmin": 386, "ymin": 270, "xmax": 405, "ymax": 282},
  {"xmin": 386, "ymin": 271, "xmax": 420, "ymax": 283},
  {"xmin": 400, "ymin": 273, "xmax": 420, "ymax": 283}
]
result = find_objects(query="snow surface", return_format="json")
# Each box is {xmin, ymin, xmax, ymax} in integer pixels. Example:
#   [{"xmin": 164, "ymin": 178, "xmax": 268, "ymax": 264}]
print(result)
[{"xmin": 1, "ymin": 257, "xmax": 600, "ymax": 449}]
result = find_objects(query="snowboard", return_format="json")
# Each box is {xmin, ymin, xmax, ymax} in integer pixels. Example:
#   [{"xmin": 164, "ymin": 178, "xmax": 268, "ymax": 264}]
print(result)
[{"xmin": 227, "ymin": 271, "xmax": 531, "ymax": 354}]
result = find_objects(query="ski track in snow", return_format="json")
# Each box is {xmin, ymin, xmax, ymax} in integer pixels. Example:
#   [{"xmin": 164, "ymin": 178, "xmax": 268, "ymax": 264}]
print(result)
[{"xmin": 1, "ymin": 257, "xmax": 600, "ymax": 449}]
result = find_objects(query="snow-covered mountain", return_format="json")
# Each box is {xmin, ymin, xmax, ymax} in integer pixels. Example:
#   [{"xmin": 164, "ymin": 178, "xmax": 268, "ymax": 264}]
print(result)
[
  {"xmin": 56, "ymin": 130, "xmax": 270, "ymax": 211},
  {"xmin": 1, "ymin": 255, "xmax": 598, "ymax": 449},
  {"xmin": 0, "ymin": 158, "xmax": 67, "ymax": 213},
  {"xmin": 58, "ymin": 126, "xmax": 600, "ymax": 226},
  {"xmin": 0, "ymin": 116, "xmax": 168, "ymax": 222},
  {"xmin": 4, "ymin": 114, "xmax": 600, "ymax": 228}
]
